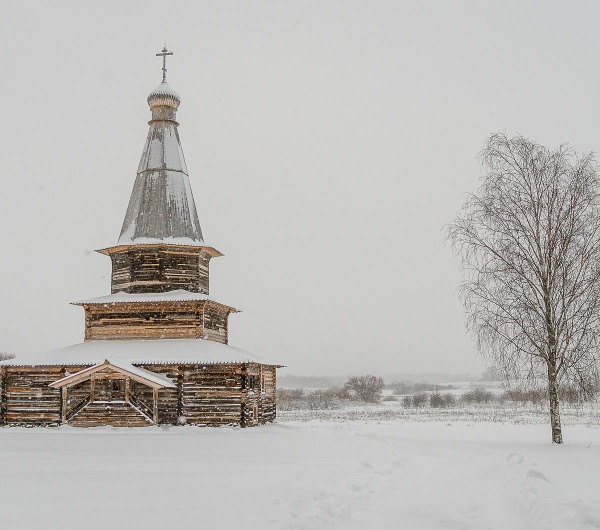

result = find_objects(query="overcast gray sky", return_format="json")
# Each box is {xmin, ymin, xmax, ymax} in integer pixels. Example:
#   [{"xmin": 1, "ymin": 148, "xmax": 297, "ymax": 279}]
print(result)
[{"xmin": 1, "ymin": 1, "xmax": 600, "ymax": 376}]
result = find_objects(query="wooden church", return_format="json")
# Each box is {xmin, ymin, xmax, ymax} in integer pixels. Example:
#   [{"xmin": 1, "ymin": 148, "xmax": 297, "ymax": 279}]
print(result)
[{"xmin": 0, "ymin": 49, "xmax": 281, "ymax": 428}]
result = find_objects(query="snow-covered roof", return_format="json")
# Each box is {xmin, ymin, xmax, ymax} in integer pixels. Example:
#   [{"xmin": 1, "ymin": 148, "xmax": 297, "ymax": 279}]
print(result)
[
  {"xmin": 72, "ymin": 289, "xmax": 238, "ymax": 311},
  {"xmin": 110, "ymin": 237, "xmax": 206, "ymax": 247},
  {"xmin": 148, "ymin": 81, "xmax": 181, "ymax": 105},
  {"xmin": 50, "ymin": 359, "xmax": 177, "ymax": 388},
  {"xmin": 95, "ymin": 242, "xmax": 222, "ymax": 256},
  {"xmin": 0, "ymin": 339, "xmax": 279, "ymax": 367},
  {"xmin": 105, "ymin": 358, "xmax": 177, "ymax": 387},
  {"xmin": 117, "ymin": 81, "xmax": 205, "ymax": 247}
]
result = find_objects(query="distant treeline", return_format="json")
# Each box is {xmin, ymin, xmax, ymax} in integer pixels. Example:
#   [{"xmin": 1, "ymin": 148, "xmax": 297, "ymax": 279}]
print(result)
[
  {"xmin": 279, "ymin": 372, "xmax": 479, "ymax": 389},
  {"xmin": 387, "ymin": 382, "xmax": 457, "ymax": 394},
  {"xmin": 278, "ymin": 384, "xmax": 598, "ymax": 411}
]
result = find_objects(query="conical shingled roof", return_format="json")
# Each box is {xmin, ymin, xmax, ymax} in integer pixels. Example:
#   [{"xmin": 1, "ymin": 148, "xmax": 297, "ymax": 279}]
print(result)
[{"xmin": 118, "ymin": 81, "xmax": 205, "ymax": 246}]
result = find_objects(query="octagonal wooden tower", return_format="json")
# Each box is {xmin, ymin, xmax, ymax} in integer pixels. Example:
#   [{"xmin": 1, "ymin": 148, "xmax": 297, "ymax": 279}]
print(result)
[{"xmin": 0, "ymin": 51, "xmax": 281, "ymax": 428}]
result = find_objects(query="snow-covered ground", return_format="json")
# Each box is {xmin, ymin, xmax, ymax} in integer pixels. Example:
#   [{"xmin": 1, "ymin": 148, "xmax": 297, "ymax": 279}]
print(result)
[
  {"xmin": 1, "ymin": 418, "xmax": 599, "ymax": 529},
  {"xmin": 279, "ymin": 401, "xmax": 600, "ymax": 426}
]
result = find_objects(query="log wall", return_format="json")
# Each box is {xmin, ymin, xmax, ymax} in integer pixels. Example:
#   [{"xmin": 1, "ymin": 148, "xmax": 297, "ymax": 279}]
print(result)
[
  {"xmin": 0, "ymin": 365, "xmax": 89, "ymax": 426},
  {"xmin": 0, "ymin": 363, "xmax": 278, "ymax": 428},
  {"xmin": 241, "ymin": 364, "xmax": 277, "ymax": 426},
  {"xmin": 85, "ymin": 301, "xmax": 202, "ymax": 341},
  {"xmin": 202, "ymin": 303, "xmax": 230, "ymax": 344},
  {"xmin": 3, "ymin": 366, "xmax": 61, "ymax": 426},
  {"xmin": 179, "ymin": 363, "xmax": 243, "ymax": 425},
  {"xmin": 83, "ymin": 301, "xmax": 232, "ymax": 343},
  {"xmin": 261, "ymin": 365, "xmax": 277, "ymax": 423},
  {"xmin": 109, "ymin": 247, "xmax": 212, "ymax": 294}
]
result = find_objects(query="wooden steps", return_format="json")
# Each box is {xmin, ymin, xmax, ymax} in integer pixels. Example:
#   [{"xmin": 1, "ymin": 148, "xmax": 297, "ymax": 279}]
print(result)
[{"xmin": 68, "ymin": 401, "xmax": 153, "ymax": 427}]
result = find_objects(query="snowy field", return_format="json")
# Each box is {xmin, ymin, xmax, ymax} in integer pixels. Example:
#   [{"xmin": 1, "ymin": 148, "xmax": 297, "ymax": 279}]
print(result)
[
  {"xmin": 279, "ymin": 401, "xmax": 600, "ymax": 426},
  {"xmin": 1, "ymin": 416, "xmax": 600, "ymax": 530}
]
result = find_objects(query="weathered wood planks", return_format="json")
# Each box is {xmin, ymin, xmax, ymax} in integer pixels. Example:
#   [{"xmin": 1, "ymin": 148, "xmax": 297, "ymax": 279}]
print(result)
[
  {"xmin": 82, "ymin": 301, "xmax": 233, "ymax": 343},
  {"xmin": 0, "ymin": 363, "xmax": 278, "ymax": 427},
  {"xmin": 107, "ymin": 246, "xmax": 213, "ymax": 295}
]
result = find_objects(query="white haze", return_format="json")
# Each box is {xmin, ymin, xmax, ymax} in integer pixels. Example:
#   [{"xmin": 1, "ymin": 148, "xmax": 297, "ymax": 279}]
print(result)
[{"xmin": 2, "ymin": 1, "xmax": 600, "ymax": 376}]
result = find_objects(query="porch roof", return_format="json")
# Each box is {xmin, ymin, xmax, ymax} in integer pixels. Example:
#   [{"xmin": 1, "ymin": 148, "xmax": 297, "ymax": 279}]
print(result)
[{"xmin": 49, "ymin": 359, "xmax": 177, "ymax": 389}]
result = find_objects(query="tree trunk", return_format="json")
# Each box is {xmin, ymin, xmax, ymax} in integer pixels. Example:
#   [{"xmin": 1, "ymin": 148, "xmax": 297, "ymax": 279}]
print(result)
[{"xmin": 547, "ymin": 363, "xmax": 563, "ymax": 444}]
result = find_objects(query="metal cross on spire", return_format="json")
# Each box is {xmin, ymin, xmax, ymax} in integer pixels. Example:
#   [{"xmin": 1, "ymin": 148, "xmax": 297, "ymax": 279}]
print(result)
[{"xmin": 156, "ymin": 46, "xmax": 173, "ymax": 82}]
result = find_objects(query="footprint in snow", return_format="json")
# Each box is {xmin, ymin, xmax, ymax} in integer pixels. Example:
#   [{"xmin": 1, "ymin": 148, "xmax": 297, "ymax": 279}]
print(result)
[{"xmin": 526, "ymin": 468, "xmax": 550, "ymax": 483}]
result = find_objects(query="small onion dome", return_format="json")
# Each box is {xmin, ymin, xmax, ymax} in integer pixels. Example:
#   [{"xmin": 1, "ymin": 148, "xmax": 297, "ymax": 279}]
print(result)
[{"xmin": 148, "ymin": 81, "xmax": 181, "ymax": 110}]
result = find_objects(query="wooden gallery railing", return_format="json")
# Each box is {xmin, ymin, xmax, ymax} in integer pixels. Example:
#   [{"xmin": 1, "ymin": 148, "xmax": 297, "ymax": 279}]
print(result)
[
  {"xmin": 65, "ymin": 395, "xmax": 90, "ymax": 421},
  {"xmin": 129, "ymin": 393, "xmax": 154, "ymax": 422}
]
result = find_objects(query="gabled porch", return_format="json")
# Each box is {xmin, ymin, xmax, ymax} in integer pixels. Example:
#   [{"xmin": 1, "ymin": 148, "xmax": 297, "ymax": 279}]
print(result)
[{"xmin": 49, "ymin": 358, "xmax": 176, "ymax": 427}]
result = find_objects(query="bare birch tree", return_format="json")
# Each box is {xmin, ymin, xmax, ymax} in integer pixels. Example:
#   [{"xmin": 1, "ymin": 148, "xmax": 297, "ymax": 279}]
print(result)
[{"xmin": 447, "ymin": 133, "xmax": 600, "ymax": 444}]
